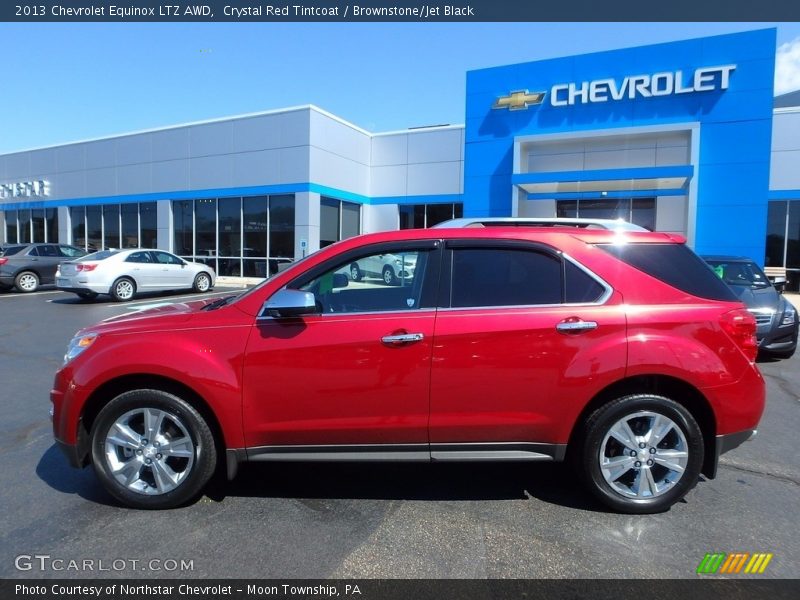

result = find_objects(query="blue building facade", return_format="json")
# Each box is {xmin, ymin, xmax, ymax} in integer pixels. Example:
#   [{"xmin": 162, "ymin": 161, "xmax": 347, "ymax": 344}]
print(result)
[{"xmin": 464, "ymin": 28, "xmax": 776, "ymax": 261}]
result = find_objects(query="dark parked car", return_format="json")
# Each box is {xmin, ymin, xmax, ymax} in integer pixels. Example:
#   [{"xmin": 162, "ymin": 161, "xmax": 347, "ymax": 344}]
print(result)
[
  {"xmin": 0, "ymin": 243, "xmax": 87, "ymax": 293},
  {"xmin": 703, "ymin": 256, "xmax": 798, "ymax": 358}
]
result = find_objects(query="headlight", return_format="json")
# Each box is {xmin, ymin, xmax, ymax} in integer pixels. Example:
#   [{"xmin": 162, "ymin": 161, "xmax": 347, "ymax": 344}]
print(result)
[
  {"xmin": 64, "ymin": 334, "xmax": 98, "ymax": 364},
  {"xmin": 781, "ymin": 309, "xmax": 796, "ymax": 327}
]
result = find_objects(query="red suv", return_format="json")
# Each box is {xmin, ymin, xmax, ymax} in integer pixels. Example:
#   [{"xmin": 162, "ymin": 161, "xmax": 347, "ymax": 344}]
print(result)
[{"xmin": 51, "ymin": 227, "xmax": 764, "ymax": 513}]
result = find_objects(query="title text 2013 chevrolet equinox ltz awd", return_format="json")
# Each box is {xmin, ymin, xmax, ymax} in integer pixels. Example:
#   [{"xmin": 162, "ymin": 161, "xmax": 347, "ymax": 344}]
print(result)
[{"xmin": 51, "ymin": 228, "xmax": 765, "ymax": 513}]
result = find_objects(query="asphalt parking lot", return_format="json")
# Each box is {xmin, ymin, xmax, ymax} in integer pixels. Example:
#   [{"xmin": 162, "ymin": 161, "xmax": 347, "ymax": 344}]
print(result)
[{"xmin": 0, "ymin": 286, "xmax": 798, "ymax": 579}]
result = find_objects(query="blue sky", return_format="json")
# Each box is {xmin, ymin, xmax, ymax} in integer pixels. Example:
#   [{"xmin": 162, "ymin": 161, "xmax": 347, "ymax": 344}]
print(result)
[{"xmin": 3, "ymin": 22, "xmax": 800, "ymax": 154}]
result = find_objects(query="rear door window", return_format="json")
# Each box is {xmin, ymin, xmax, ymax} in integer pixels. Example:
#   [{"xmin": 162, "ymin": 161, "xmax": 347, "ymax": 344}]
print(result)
[
  {"xmin": 126, "ymin": 251, "xmax": 153, "ymax": 263},
  {"xmin": 450, "ymin": 248, "xmax": 562, "ymax": 307}
]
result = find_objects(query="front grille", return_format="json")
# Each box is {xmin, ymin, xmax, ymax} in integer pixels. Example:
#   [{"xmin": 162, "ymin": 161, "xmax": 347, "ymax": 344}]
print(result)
[{"xmin": 749, "ymin": 311, "xmax": 773, "ymax": 326}]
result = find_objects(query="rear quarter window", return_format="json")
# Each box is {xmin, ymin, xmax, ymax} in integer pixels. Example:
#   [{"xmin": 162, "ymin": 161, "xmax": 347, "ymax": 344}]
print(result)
[{"xmin": 599, "ymin": 243, "xmax": 737, "ymax": 301}]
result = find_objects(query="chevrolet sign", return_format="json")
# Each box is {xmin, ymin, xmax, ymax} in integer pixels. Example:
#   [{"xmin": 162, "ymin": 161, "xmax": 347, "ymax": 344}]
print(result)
[{"xmin": 494, "ymin": 64, "xmax": 736, "ymax": 110}]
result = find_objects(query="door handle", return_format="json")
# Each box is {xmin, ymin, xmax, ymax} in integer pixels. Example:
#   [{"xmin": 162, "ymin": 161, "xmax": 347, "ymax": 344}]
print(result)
[
  {"xmin": 381, "ymin": 332, "xmax": 424, "ymax": 345},
  {"xmin": 556, "ymin": 318, "xmax": 598, "ymax": 334}
]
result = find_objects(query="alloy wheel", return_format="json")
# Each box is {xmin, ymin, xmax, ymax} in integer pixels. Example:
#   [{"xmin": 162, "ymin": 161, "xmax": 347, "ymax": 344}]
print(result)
[
  {"xmin": 104, "ymin": 408, "xmax": 195, "ymax": 496},
  {"xmin": 599, "ymin": 410, "xmax": 689, "ymax": 499}
]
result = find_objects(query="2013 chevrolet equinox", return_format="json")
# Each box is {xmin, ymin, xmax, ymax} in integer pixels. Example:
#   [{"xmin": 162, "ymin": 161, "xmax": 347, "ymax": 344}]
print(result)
[{"xmin": 51, "ymin": 227, "xmax": 765, "ymax": 513}]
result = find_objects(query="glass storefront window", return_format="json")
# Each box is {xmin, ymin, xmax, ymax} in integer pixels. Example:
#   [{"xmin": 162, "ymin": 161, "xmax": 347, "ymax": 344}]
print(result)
[
  {"xmin": 5, "ymin": 210, "xmax": 18, "ymax": 243},
  {"xmin": 86, "ymin": 206, "xmax": 102, "ymax": 252},
  {"xmin": 139, "ymin": 202, "xmax": 157, "ymax": 248},
  {"xmin": 398, "ymin": 203, "xmax": 463, "ymax": 229},
  {"xmin": 195, "ymin": 198, "xmax": 216, "ymax": 270},
  {"xmin": 341, "ymin": 201, "xmax": 360, "ymax": 241},
  {"xmin": 218, "ymin": 197, "xmax": 241, "ymax": 277},
  {"xmin": 19, "ymin": 210, "xmax": 31, "ymax": 243},
  {"xmin": 766, "ymin": 201, "xmax": 787, "ymax": 267},
  {"xmin": 243, "ymin": 196, "xmax": 268, "ymax": 258},
  {"xmin": 45, "ymin": 208, "xmax": 57, "ymax": 243},
  {"xmin": 172, "ymin": 194, "xmax": 295, "ymax": 277},
  {"xmin": 320, "ymin": 197, "xmax": 340, "ymax": 248},
  {"xmin": 70, "ymin": 207, "xmax": 86, "ymax": 250},
  {"xmin": 31, "ymin": 209, "xmax": 45, "ymax": 242},
  {"xmin": 269, "ymin": 195, "xmax": 295, "ymax": 258},
  {"xmin": 173, "ymin": 200, "xmax": 193, "ymax": 257},
  {"xmin": 103, "ymin": 204, "xmax": 120, "ymax": 249},
  {"xmin": 556, "ymin": 197, "xmax": 655, "ymax": 230},
  {"xmin": 121, "ymin": 203, "xmax": 139, "ymax": 248}
]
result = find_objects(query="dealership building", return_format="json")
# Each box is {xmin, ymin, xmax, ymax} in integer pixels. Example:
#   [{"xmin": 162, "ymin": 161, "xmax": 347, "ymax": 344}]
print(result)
[{"xmin": 3, "ymin": 28, "xmax": 800, "ymax": 284}]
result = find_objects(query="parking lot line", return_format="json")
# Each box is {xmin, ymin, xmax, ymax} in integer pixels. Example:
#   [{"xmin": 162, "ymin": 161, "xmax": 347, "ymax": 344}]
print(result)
[{"xmin": 0, "ymin": 291, "xmax": 65, "ymax": 299}]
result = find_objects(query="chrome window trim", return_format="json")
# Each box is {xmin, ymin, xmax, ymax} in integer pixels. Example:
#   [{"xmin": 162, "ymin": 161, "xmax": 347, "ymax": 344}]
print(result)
[{"xmin": 256, "ymin": 306, "xmax": 437, "ymax": 320}]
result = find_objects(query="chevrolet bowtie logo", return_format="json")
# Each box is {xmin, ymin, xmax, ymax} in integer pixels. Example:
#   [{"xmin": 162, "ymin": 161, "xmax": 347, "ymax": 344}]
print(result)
[{"xmin": 493, "ymin": 90, "xmax": 546, "ymax": 110}]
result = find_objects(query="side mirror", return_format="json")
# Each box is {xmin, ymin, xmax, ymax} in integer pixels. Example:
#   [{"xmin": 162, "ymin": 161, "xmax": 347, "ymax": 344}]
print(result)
[
  {"xmin": 773, "ymin": 276, "xmax": 787, "ymax": 294},
  {"xmin": 332, "ymin": 273, "xmax": 349, "ymax": 289},
  {"xmin": 261, "ymin": 289, "xmax": 318, "ymax": 318}
]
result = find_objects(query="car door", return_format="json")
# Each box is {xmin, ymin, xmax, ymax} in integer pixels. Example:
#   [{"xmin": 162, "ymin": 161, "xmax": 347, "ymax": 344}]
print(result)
[
  {"xmin": 241, "ymin": 240, "xmax": 441, "ymax": 455},
  {"xmin": 428, "ymin": 240, "xmax": 627, "ymax": 459},
  {"xmin": 123, "ymin": 251, "xmax": 160, "ymax": 289},
  {"xmin": 151, "ymin": 251, "xmax": 192, "ymax": 288},
  {"xmin": 33, "ymin": 245, "xmax": 63, "ymax": 283}
]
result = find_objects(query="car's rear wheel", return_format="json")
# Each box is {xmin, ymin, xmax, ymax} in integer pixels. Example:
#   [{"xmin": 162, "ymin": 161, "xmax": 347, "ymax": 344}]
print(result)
[
  {"xmin": 90, "ymin": 389, "xmax": 217, "ymax": 509},
  {"xmin": 350, "ymin": 263, "xmax": 362, "ymax": 282},
  {"xmin": 76, "ymin": 291, "xmax": 98, "ymax": 300},
  {"xmin": 577, "ymin": 394, "xmax": 703, "ymax": 514},
  {"xmin": 15, "ymin": 271, "xmax": 39, "ymax": 293},
  {"xmin": 111, "ymin": 277, "xmax": 136, "ymax": 302},
  {"xmin": 193, "ymin": 272, "xmax": 212, "ymax": 293},
  {"xmin": 382, "ymin": 265, "xmax": 396, "ymax": 286}
]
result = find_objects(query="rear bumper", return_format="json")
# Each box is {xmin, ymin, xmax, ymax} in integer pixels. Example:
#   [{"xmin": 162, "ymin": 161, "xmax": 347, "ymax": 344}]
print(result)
[
  {"xmin": 56, "ymin": 278, "xmax": 109, "ymax": 294},
  {"xmin": 0, "ymin": 274, "xmax": 16, "ymax": 286}
]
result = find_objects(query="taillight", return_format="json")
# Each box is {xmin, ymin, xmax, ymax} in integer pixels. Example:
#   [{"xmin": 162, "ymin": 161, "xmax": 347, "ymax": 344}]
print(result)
[
  {"xmin": 77, "ymin": 264, "xmax": 98, "ymax": 272},
  {"xmin": 0, "ymin": 257, "xmax": 7, "ymax": 265},
  {"xmin": 720, "ymin": 308, "xmax": 758, "ymax": 362}
]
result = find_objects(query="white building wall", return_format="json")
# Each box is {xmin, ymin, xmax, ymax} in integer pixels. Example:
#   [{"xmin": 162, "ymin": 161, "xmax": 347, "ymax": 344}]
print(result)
[{"xmin": 770, "ymin": 109, "xmax": 800, "ymax": 191}]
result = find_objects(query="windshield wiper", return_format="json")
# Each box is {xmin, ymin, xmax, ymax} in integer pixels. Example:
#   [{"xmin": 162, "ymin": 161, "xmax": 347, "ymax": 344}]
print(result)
[{"xmin": 201, "ymin": 295, "xmax": 238, "ymax": 311}]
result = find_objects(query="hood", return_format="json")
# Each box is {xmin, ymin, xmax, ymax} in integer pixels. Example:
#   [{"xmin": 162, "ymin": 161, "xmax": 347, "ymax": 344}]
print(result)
[
  {"xmin": 727, "ymin": 284, "xmax": 780, "ymax": 310},
  {"xmin": 78, "ymin": 297, "xmax": 217, "ymax": 336}
]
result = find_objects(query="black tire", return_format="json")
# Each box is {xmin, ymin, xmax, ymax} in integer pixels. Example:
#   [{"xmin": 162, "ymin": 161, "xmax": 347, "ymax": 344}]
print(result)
[
  {"xmin": 111, "ymin": 277, "xmax": 136, "ymax": 302},
  {"xmin": 90, "ymin": 389, "xmax": 218, "ymax": 510},
  {"xmin": 76, "ymin": 291, "xmax": 99, "ymax": 300},
  {"xmin": 576, "ymin": 394, "xmax": 704, "ymax": 514},
  {"xmin": 14, "ymin": 271, "xmax": 39, "ymax": 293},
  {"xmin": 193, "ymin": 272, "xmax": 212, "ymax": 293},
  {"xmin": 350, "ymin": 263, "xmax": 362, "ymax": 282},
  {"xmin": 382, "ymin": 265, "xmax": 396, "ymax": 286}
]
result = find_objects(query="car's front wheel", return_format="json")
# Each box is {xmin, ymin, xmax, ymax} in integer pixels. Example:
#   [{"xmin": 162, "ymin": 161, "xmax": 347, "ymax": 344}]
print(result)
[
  {"xmin": 90, "ymin": 389, "xmax": 217, "ymax": 509},
  {"xmin": 193, "ymin": 272, "xmax": 212, "ymax": 293},
  {"xmin": 382, "ymin": 265, "xmax": 396, "ymax": 286},
  {"xmin": 350, "ymin": 263, "xmax": 362, "ymax": 282},
  {"xmin": 577, "ymin": 394, "xmax": 704, "ymax": 514}
]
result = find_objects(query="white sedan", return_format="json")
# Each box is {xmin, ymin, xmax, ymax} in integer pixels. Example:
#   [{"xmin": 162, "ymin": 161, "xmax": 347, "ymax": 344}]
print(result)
[{"xmin": 56, "ymin": 249, "xmax": 216, "ymax": 302}]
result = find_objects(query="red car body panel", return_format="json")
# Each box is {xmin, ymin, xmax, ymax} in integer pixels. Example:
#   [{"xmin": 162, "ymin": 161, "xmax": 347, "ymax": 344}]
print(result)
[{"xmin": 51, "ymin": 227, "xmax": 766, "ymax": 470}]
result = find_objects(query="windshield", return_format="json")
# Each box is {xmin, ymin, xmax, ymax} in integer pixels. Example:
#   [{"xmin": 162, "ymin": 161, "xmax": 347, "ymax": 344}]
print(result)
[
  {"xmin": 0, "ymin": 245, "xmax": 26, "ymax": 257},
  {"xmin": 706, "ymin": 260, "xmax": 770, "ymax": 288}
]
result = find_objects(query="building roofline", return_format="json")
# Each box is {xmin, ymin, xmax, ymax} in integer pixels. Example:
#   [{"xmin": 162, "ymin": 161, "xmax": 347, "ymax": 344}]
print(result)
[{"xmin": 1, "ymin": 104, "xmax": 464, "ymax": 157}]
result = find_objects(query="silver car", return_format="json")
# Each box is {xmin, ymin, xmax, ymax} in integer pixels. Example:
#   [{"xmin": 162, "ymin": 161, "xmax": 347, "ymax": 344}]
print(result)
[
  {"xmin": 345, "ymin": 252, "xmax": 417, "ymax": 285},
  {"xmin": 56, "ymin": 249, "xmax": 216, "ymax": 301}
]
